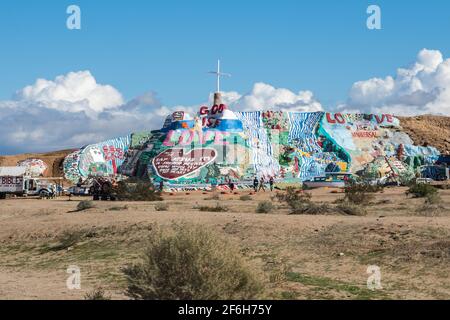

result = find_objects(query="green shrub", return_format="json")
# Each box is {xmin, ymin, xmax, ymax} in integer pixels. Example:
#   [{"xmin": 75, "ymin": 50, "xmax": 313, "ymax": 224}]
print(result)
[
  {"xmin": 277, "ymin": 185, "xmax": 370, "ymax": 216},
  {"xmin": 276, "ymin": 187, "xmax": 311, "ymax": 207},
  {"xmin": 115, "ymin": 181, "xmax": 163, "ymax": 202},
  {"xmin": 407, "ymin": 184, "xmax": 438, "ymax": 198},
  {"xmin": 256, "ymin": 201, "xmax": 275, "ymax": 214},
  {"xmin": 198, "ymin": 203, "xmax": 229, "ymax": 212},
  {"xmin": 123, "ymin": 223, "xmax": 263, "ymax": 300},
  {"xmin": 155, "ymin": 203, "xmax": 169, "ymax": 211},
  {"xmin": 343, "ymin": 183, "xmax": 375, "ymax": 205},
  {"xmin": 76, "ymin": 200, "xmax": 95, "ymax": 212},
  {"xmin": 277, "ymin": 187, "xmax": 328, "ymax": 215},
  {"xmin": 289, "ymin": 201, "xmax": 334, "ymax": 215},
  {"xmin": 239, "ymin": 195, "xmax": 253, "ymax": 201}
]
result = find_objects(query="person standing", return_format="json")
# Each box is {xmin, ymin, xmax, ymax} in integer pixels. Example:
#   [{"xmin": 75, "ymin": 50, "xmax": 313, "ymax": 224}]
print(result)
[
  {"xmin": 228, "ymin": 178, "xmax": 235, "ymax": 193},
  {"xmin": 253, "ymin": 177, "xmax": 259, "ymax": 192},
  {"xmin": 269, "ymin": 176, "xmax": 275, "ymax": 192},
  {"xmin": 258, "ymin": 177, "xmax": 266, "ymax": 192}
]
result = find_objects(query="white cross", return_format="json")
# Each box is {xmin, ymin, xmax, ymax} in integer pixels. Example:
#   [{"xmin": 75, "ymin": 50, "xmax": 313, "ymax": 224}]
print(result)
[{"xmin": 208, "ymin": 60, "xmax": 231, "ymax": 93}]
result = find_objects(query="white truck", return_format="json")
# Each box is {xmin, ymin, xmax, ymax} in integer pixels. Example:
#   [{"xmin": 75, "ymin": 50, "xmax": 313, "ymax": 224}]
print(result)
[{"xmin": 0, "ymin": 167, "xmax": 55, "ymax": 199}]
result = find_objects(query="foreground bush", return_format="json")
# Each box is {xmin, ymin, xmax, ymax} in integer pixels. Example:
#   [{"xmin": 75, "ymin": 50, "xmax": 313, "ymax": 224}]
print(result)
[
  {"xmin": 115, "ymin": 181, "xmax": 163, "ymax": 202},
  {"xmin": 343, "ymin": 183, "xmax": 376, "ymax": 205},
  {"xmin": 289, "ymin": 201, "xmax": 335, "ymax": 215},
  {"xmin": 276, "ymin": 188, "xmax": 336, "ymax": 215},
  {"xmin": 276, "ymin": 187, "xmax": 311, "ymax": 207},
  {"xmin": 407, "ymin": 183, "xmax": 438, "ymax": 198},
  {"xmin": 256, "ymin": 201, "xmax": 275, "ymax": 214},
  {"xmin": 123, "ymin": 223, "xmax": 263, "ymax": 300}
]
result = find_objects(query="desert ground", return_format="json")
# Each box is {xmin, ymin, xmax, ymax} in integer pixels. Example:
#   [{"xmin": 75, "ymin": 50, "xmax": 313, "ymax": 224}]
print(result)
[{"xmin": 0, "ymin": 187, "xmax": 449, "ymax": 300}]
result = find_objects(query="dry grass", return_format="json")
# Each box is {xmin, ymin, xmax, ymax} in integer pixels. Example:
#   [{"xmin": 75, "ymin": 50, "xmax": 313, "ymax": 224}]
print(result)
[
  {"xmin": 155, "ymin": 203, "xmax": 169, "ymax": 212},
  {"xmin": 205, "ymin": 193, "xmax": 221, "ymax": 201},
  {"xmin": 308, "ymin": 224, "xmax": 450, "ymax": 266},
  {"xmin": 197, "ymin": 203, "xmax": 229, "ymax": 212},
  {"xmin": 240, "ymin": 195, "xmax": 253, "ymax": 201},
  {"xmin": 256, "ymin": 201, "xmax": 275, "ymax": 214}
]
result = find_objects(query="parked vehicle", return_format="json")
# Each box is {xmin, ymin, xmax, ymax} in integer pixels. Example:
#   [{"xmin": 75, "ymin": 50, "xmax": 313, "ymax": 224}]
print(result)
[
  {"xmin": 416, "ymin": 178, "xmax": 434, "ymax": 185},
  {"xmin": 303, "ymin": 172, "xmax": 353, "ymax": 189},
  {"xmin": 91, "ymin": 177, "xmax": 117, "ymax": 201},
  {"xmin": 66, "ymin": 186, "xmax": 91, "ymax": 196},
  {"xmin": 420, "ymin": 165, "xmax": 449, "ymax": 181},
  {"xmin": 0, "ymin": 167, "xmax": 56, "ymax": 199}
]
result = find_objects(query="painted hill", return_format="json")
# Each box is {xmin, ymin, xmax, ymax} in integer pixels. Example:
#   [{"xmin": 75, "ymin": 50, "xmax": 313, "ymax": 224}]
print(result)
[
  {"xmin": 58, "ymin": 104, "xmax": 444, "ymax": 186},
  {"xmin": 2, "ymin": 108, "xmax": 448, "ymax": 186}
]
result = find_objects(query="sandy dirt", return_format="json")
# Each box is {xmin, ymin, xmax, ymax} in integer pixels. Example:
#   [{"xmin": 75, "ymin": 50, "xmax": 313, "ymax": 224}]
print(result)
[{"xmin": 0, "ymin": 187, "xmax": 449, "ymax": 300}]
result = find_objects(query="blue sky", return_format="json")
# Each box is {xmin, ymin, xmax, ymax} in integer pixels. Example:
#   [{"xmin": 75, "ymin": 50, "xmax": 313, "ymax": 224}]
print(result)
[
  {"xmin": 1, "ymin": 0, "xmax": 450, "ymax": 154},
  {"xmin": 0, "ymin": 0, "xmax": 449, "ymax": 107}
]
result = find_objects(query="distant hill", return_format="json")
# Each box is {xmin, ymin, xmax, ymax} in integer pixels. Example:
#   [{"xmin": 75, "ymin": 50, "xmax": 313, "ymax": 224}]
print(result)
[
  {"xmin": 0, "ymin": 149, "xmax": 75, "ymax": 178},
  {"xmin": 398, "ymin": 115, "xmax": 450, "ymax": 154}
]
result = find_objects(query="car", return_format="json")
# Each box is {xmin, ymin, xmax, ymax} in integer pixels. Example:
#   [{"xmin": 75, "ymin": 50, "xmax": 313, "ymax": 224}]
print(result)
[
  {"xmin": 416, "ymin": 178, "xmax": 434, "ymax": 185},
  {"xmin": 66, "ymin": 186, "xmax": 91, "ymax": 196}
]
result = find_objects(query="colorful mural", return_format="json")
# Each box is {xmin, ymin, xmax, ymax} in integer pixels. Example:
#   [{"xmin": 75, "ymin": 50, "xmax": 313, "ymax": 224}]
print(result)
[
  {"xmin": 62, "ymin": 104, "xmax": 442, "ymax": 186},
  {"xmin": 17, "ymin": 159, "xmax": 48, "ymax": 177},
  {"xmin": 153, "ymin": 148, "xmax": 218, "ymax": 180},
  {"xmin": 63, "ymin": 135, "xmax": 131, "ymax": 182},
  {"xmin": 63, "ymin": 150, "xmax": 82, "ymax": 182}
]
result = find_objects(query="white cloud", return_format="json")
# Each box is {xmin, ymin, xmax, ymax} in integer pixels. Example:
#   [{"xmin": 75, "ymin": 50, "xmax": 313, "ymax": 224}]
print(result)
[
  {"xmin": 0, "ymin": 76, "xmax": 323, "ymax": 154},
  {"xmin": 15, "ymin": 71, "xmax": 124, "ymax": 116},
  {"xmin": 223, "ymin": 82, "xmax": 323, "ymax": 112},
  {"xmin": 345, "ymin": 49, "xmax": 450, "ymax": 116},
  {"xmin": 0, "ymin": 71, "xmax": 161, "ymax": 153}
]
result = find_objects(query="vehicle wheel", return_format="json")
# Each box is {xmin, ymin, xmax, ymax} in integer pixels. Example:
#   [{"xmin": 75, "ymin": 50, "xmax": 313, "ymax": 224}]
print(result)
[
  {"xmin": 0, "ymin": 193, "xmax": 6, "ymax": 200},
  {"xmin": 39, "ymin": 190, "xmax": 49, "ymax": 199}
]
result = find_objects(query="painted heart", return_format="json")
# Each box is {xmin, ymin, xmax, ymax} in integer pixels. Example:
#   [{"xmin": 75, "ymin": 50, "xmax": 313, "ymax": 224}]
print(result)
[{"xmin": 152, "ymin": 148, "xmax": 217, "ymax": 180}]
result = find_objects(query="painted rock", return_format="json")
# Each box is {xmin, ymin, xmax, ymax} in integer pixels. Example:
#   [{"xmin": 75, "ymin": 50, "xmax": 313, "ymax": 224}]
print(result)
[{"xmin": 153, "ymin": 148, "xmax": 217, "ymax": 180}]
